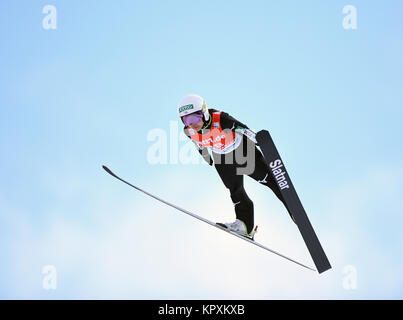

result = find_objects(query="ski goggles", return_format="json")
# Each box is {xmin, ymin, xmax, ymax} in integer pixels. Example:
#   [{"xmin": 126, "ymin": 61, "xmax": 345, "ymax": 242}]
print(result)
[{"xmin": 182, "ymin": 111, "xmax": 203, "ymax": 126}]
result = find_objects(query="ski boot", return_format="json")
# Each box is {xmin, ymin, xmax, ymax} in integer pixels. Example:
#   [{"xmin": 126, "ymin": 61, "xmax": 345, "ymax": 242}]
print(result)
[{"xmin": 216, "ymin": 219, "xmax": 258, "ymax": 240}]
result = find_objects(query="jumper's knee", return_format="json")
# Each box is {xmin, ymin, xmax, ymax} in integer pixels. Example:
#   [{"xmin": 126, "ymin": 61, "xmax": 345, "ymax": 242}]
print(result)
[{"xmin": 230, "ymin": 186, "xmax": 252, "ymax": 207}]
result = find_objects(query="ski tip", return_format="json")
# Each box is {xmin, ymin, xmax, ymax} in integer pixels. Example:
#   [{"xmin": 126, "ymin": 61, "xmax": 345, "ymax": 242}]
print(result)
[
  {"xmin": 256, "ymin": 130, "xmax": 269, "ymax": 139},
  {"xmin": 102, "ymin": 165, "xmax": 113, "ymax": 175}
]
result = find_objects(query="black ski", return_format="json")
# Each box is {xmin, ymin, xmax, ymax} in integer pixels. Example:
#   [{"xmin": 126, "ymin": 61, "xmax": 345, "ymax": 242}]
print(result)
[{"xmin": 256, "ymin": 130, "xmax": 331, "ymax": 274}]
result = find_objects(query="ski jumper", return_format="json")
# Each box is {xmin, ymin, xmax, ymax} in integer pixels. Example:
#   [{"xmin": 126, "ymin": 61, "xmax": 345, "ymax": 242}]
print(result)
[{"xmin": 184, "ymin": 109, "xmax": 291, "ymax": 233}]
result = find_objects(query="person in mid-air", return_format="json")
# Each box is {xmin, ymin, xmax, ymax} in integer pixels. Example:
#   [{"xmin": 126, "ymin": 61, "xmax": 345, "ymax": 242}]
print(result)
[{"xmin": 178, "ymin": 94, "xmax": 294, "ymax": 239}]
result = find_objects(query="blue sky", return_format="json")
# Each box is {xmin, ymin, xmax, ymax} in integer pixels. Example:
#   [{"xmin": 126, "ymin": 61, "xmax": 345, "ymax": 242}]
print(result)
[{"xmin": 0, "ymin": 0, "xmax": 402, "ymax": 299}]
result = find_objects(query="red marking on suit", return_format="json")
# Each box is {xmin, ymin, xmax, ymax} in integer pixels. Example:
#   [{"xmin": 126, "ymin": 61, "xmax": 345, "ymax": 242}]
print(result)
[{"xmin": 188, "ymin": 112, "xmax": 237, "ymax": 152}]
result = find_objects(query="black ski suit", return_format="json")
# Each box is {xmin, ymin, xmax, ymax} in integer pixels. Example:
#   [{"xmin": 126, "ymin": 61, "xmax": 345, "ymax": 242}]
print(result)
[{"xmin": 184, "ymin": 109, "xmax": 291, "ymax": 233}]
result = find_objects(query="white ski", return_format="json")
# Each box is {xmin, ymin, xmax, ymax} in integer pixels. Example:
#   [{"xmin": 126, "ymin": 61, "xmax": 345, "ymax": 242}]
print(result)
[{"xmin": 103, "ymin": 165, "xmax": 316, "ymax": 272}]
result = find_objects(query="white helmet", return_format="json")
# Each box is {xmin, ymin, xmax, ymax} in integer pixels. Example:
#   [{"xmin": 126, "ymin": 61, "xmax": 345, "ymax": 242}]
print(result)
[{"xmin": 178, "ymin": 94, "xmax": 209, "ymax": 122}]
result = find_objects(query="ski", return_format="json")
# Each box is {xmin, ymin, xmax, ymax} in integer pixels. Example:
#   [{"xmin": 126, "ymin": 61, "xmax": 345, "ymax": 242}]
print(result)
[
  {"xmin": 102, "ymin": 165, "xmax": 316, "ymax": 272},
  {"xmin": 255, "ymin": 130, "xmax": 331, "ymax": 274}
]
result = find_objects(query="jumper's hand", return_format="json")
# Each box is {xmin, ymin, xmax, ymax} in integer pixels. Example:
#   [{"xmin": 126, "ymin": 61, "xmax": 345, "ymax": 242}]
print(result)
[{"xmin": 235, "ymin": 127, "xmax": 257, "ymax": 144}]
